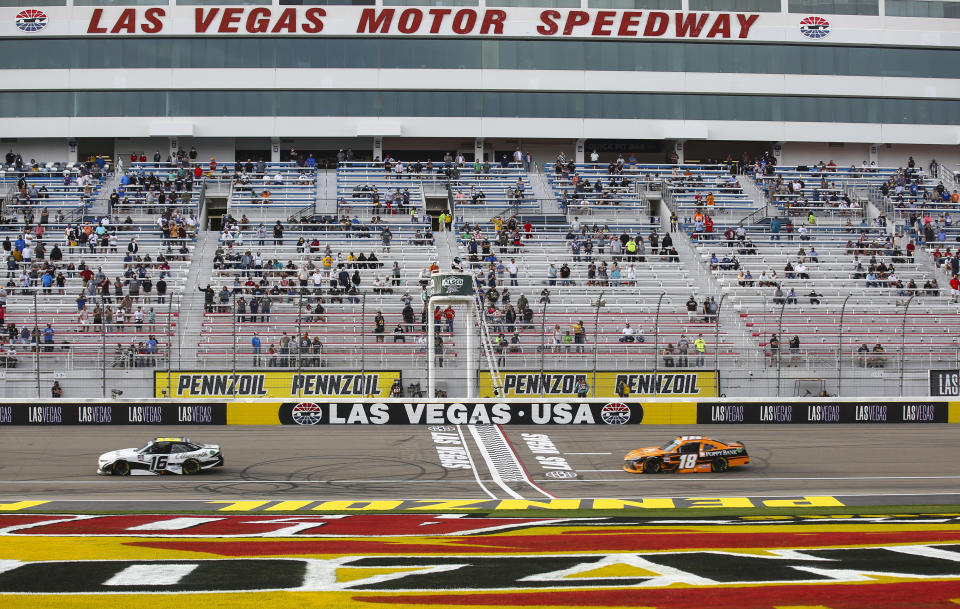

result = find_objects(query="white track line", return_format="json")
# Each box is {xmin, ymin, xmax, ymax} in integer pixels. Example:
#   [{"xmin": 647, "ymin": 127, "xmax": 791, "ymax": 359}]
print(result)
[
  {"xmin": 454, "ymin": 424, "xmax": 497, "ymax": 501},
  {"xmin": 466, "ymin": 426, "xmax": 523, "ymax": 500},
  {"xmin": 565, "ymin": 452, "xmax": 612, "ymax": 455}
]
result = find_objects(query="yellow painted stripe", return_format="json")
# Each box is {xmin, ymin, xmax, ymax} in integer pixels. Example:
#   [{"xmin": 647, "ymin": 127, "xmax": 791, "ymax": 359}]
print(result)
[
  {"xmin": 0, "ymin": 501, "xmax": 49, "ymax": 511},
  {"xmin": 226, "ymin": 402, "xmax": 282, "ymax": 425},
  {"xmin": 637, "ymin": 402, "xmax": 697, "ymax": 424},
  {"xmin": 209, "ymin": 501, "xmax": 271, "ymax": 511},
  {"xmin": 265, "ymin": 501, "xmax": 314, "ymax": 511},
  {"xmin": 949, "ymin": 401, "xmax": 960, "ymax": 423}
]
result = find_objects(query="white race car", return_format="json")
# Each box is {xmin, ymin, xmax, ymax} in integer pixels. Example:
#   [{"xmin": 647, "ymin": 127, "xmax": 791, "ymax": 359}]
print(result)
[{"xmin": 97, "ymin": 437, "xmax": 223, "ymax": 476}]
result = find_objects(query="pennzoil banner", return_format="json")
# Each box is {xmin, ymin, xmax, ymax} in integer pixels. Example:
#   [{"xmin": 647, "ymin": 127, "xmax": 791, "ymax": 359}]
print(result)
[
  {"xmin": 479, "ymin": 371, "xmax": 717, "ymax": 398},
  {"xmin": 155, "ymin": 371, "xmax": 401, "ymax": 398}
]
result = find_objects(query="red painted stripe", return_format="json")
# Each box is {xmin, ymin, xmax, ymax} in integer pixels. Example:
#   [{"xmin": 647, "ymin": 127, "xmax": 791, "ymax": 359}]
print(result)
[
  {"xmin": 132, "ymin": 529, "xmax": 960, "ymax": 556},
  {"xmin": 356, "ymin": 579, "xmax": 960, "ymax": 608},
  {"xmin": 2, "ymin": 514, "xmax": 553, "ymax": 537}
]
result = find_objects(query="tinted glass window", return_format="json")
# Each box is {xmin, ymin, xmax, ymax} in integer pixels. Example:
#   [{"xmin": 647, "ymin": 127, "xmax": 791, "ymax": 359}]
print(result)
[{"xmin": 0, "ymin": 38, "xmax": 956, "ymax": 78}]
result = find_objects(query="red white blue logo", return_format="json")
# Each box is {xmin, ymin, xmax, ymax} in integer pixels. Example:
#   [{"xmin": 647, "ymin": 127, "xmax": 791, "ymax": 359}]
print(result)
[
  {"xmin": 600, "ymin": 402, "xmax": 631, "ymax": 425},
  {"xmin": 15, "ymin": 9, "xmax": 47, "ymax": 32},
  {"xmin": 799, "ymin": 16, "xmax": 830, "ymax": 39}
]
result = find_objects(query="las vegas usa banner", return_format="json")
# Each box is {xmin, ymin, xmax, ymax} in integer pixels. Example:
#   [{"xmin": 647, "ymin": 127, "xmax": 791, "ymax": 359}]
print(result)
[{"xmin": 5, "ymin": 6, "xmax": 770, "ymax": 39}]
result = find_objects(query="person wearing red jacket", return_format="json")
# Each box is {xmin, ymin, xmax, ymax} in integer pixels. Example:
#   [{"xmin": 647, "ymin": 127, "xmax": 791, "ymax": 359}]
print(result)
[{"xmin": 443, "ymin": 305, "xmax": 455, "ymax": 333}]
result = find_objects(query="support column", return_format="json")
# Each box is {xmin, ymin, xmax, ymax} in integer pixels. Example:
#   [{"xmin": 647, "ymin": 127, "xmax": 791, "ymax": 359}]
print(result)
[
  {"xmin": 168, "ymin": 137, "xmax": 178, "ymax": 162},
  {"xmin": 869, "ymin": 143, "xmax": 880, "ymax": 166},
  {"xmin": 674, "ymin": 139, "xmax": 686, "ymax": 164},
  {"xmin": 66, "ymin": 139, "xmax": 78, "ymax": 165},
  {"xmin": 474, "ymin": 137, "xmax": 484, "ymax": 163},
  {"xmin": 575, "ymin": 139, "xmax": 585, "ymax": 164},
  {"xmin": 271, "ymin": 139, "xmax": 280, "ymax": 163},
  {"xmin": 373, "ymin": 136, "xmax": 383, "ymax": 162}
]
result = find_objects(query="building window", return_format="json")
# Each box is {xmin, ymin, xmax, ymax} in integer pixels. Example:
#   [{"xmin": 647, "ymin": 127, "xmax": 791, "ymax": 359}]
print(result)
[
  {"xmin": 788, "ymin": 0, "xmax": 879, "ymax": 14},
  {"xmin": 885, "ymin": 0, "xmax": 960, "ymax": 16},
  {"xmin": 690, "ymin": 0, "xmax": 781, "ymax": 10}
]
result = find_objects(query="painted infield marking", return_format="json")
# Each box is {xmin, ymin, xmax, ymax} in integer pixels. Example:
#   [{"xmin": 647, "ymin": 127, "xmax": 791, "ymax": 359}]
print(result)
[
  {"xmin": 467, "ymin": 425, "xmax": 524, "ymax": 500},
  {"xmin": 126, "ymin": 517, "xmax": 225, "ymax": 531},
  {"xmin": 104, "ymin": 564, "xmax": 199, "ymax": 586},
  {"xmin": 455, "ymin": 424, "xmax": 498, "ymax": 501}
]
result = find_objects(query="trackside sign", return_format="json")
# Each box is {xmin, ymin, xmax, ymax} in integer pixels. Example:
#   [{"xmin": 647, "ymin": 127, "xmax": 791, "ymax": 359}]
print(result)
[
  {"xmin": 2, "ymin": 7, "xmax": 764, "ymax": 39},
  {"xmin": 278, "ymin": 400, "xmax": 643, "ymax": 425},
  {"xmin": 155, "ymin": 371, "xmax": 401, "ymax": 398}
]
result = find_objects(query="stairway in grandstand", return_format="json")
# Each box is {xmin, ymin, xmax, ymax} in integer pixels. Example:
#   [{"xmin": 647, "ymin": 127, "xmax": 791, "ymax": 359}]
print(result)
[{"xmin": 175, "ymin": 230, "xmax": 221, "ymax": 370}]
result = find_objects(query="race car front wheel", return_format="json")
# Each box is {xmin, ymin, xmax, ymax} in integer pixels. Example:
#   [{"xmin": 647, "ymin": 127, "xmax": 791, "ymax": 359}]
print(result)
[
  {"xmin": 643, "ymin": 459, "xmax": 661, "ymax": 474},
  {"xmin": 182, "ymin": 459, "xmax": 201, "ymax": 475},
  {"xmin": 712, "ymin": 457, "xmax": 729, "ymax": 472},
  {"xmin": 111, "ymin": 461, "xmax": 130, "ymax": 476}
]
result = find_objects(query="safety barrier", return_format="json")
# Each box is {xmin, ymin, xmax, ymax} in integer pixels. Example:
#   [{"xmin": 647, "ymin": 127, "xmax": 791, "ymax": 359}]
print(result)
[{"xmin": 0, "ymin": 398, "xmax": 957, "ymax": 425}]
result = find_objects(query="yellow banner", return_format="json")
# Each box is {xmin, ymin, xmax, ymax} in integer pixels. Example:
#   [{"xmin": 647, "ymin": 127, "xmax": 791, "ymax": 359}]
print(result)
[
  {"xmin": 155, "ymin": 371, "xmax": 401, "ymax": 398},
  {"xmin": 480, "ymin": 371, "xmax": 717, "ymax": 398}
]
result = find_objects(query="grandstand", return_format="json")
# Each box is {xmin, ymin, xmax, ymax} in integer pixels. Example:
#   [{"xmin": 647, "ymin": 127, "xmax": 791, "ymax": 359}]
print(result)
[{"xmin": 1, "ymin": 0, "xmax": 959, "ymax": 398}]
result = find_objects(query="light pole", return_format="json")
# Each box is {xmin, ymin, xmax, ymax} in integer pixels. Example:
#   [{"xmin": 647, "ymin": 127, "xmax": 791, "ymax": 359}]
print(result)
[
  {"xmin": 836, "ymin": 294, "xmax": 851, "ymax": 396},
  {"xmin": 591, "ymin": 292, "xmax": 605, "ymax": 397},
  {"xmin": 898, "ymin": 293, "xmax": 916, "ymax": 396},
  {"xmin": 651, "ymin": 292, "xmax": 665, "ymax": 397},
  {"xmin": 539, "ymin": 300, "xmax": 547, "ymax": 399}
]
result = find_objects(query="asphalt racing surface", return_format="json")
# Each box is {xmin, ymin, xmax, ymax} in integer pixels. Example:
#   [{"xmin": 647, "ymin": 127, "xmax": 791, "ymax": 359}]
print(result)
[{"xmin": 1, "ymin": 425, "xmax": 959, "ymax": 505}]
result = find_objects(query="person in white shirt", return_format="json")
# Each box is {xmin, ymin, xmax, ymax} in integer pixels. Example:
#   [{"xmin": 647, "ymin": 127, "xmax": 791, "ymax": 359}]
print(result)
[
  {"xmin": 590, "ymin": 150, "xmax": 599, "ymax": 163},
  {"xmin": 507, "ymin": 259, "xmax": 519, "ymax": 286},
  {"xmin": 619, "ymin": 323, "xmax": 636, "ymax": 343}
]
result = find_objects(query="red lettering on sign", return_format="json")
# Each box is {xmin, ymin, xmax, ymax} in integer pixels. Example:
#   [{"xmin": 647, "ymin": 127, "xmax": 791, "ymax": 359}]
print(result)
[
  {"xmin": 480, "ymin": 10, "xmax": 505, "ymax": 35},
  {"xmin": 246, "ymin": 7, "xmax": 270, "ymax": 33},
  {"xmin": 194, "ymin": 8, "xmax": 218, "ymax": 33},
  {"xmin": 562, "ymin": 11, "xmax": 590, "ymax": 36},
  {"xmin": 142, "ymin": 8, "xmax": 165, "ymax": 34},
  {"xmin": 86, "ymin": 8, "xmax": 107, "ymax": 33},
  {"xmin": 303, "ymin": 7, "xmax": 325, "ymax": 33},
  {"xmin": 591, "ymin": 11, "xmax": 615, "ymax": 36},
  {"xmin": 617, "ymin": 11, "xmax": 643, "ymax": 36},
  {"xmin": 643, "ymin": 11, "xmax": 669, "ymax": 36},
  {"xmin": 537, "ymin": 10, "xmax": 560, "ymax": 36},
  {"xmin": 706, "ymin": 13, "xmax": 731, "ymax": 38},
  {"xmin": 357, "ymin": 8, "xmax": 394, "ymax": 33},
  {"xmin": 271, "ymin": 8, "xmax": 297, "ymax": 33},
  {"xmin": 675, "ymin": 12, "xmax": 708, "ymax": 37},
  {"xmin": 398, "ymin": 8, "xmax": 423, "ymax": 34},
  {"xmin": 426, "ymin": 8, "xmax": 451, "ymax": 33},
  {"xmin": 736, "ymin": 13, "xmax": 759, "ymax": 38},
  {"xmin": 218, "ymin": 7, "xmax": 243, "ymax": 33},
  {"xmin": 452, "ymin": 9, "xmax": 477, "ymax": 35},
  {"xmin": 110, "ymin": 9, "xmax": 136, "ymax": 34}
]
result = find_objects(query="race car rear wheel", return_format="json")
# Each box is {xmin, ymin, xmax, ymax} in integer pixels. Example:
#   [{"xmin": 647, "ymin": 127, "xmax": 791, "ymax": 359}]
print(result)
[
  {"xmin": 711, "ymin": 456, "xmax": 729, "ymax": 472},
  {"xmin": 182, "ymin": 459, "xmax": 201, "ymax": 475},
  {"xmin": 643, "ymin": 459, "xmax": 661, "ymax": 474},
  {"xmin": 111, "ymin": 461, "xmax": 130, "ymax": 476}
]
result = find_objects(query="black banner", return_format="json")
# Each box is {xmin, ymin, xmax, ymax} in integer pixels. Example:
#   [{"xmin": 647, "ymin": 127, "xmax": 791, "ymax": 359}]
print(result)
[
  {"xmin": 278, "ymin": 401, "xmax": 642, "ymax": 425},
  {"xmin": 0, "ymin": 403, "xmax": 227, "ymax": 425},
  {"xmin": 698, "ymin": 401, "xmax": 948, "ymax": 424},
  {"xmin": 929, "ymin": 370, "xmax": 960, "ymax": 397}
]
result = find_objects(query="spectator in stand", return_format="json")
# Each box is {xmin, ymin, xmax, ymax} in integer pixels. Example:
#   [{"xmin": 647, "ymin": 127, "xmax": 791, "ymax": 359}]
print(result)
[{"xmin": 251, "ymin": 332, "xmax": 261, "ymax": 366}]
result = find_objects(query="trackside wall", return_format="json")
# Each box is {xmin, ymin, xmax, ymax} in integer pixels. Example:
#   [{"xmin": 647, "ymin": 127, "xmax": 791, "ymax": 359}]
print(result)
[{"xmin": 0, "ymin": 398, "xmax": 957, "ymax": 425}]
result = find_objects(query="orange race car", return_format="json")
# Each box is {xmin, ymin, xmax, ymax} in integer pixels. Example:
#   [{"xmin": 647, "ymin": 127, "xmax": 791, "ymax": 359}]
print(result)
[{"xmin": 623, "ymin": 435, "xmax": 749, "ymax": 474}]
